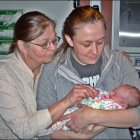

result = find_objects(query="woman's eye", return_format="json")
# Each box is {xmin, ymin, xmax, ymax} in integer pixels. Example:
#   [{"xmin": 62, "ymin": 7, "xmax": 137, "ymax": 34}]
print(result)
[
  {"xmin": 83, "ymin": 44, "xmax": 91, "ymax": 47},
  {"xmin": 43, "ymin": 42, "xmax": 49, "ymax": 46},
  {"xmin": 97, "ymin": 39, "xmax": 105, "ymax": 46},
  {"xmin": 97, "ymin": 41, "xmax": 103, "ymax": 45}
]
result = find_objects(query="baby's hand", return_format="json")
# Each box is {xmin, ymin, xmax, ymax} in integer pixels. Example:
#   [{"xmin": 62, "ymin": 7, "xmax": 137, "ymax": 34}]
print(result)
[{"xmin": 98, "ymin": 91, "xmax": 110, "ymax": 100}]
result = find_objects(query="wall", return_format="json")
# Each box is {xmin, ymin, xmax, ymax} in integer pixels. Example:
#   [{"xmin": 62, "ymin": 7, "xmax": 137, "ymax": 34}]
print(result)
[{"xmin": 0, "ymin": 1, "xmax": 74, "ymax": 37}]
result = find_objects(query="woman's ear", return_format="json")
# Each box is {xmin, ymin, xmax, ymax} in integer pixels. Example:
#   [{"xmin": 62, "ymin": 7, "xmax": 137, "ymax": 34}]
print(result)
[
  {"xmin": 65, "ymin": 34, "xmax": 74, "ymax": 47},
  {"xmin": 17, "ymin": 40, "xmax": 27, "ymax": 55}
]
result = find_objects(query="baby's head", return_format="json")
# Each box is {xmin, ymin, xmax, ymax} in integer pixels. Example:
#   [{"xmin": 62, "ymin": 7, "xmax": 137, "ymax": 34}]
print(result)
[{"xmin": 109, "ymin": 85, "xmax": 140, "ymax": 109}]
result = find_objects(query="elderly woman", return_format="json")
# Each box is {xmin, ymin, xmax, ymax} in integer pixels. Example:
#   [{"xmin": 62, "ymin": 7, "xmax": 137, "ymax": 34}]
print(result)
[{"xmin": 0, "ymin": 11, "xmax": 96, "ymax": 139}]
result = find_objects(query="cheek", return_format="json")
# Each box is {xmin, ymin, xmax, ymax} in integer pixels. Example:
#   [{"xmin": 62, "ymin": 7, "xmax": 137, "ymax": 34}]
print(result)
[
  {"xmin": 33, "ymin": 50, "xmax": 53, "ymax": 64},
  {"xmin": 98, "ymin": 47, "xmax": 104, "ymax": 54},
  {"xmin": 35, "ymin": 50, "xmax": 46, "ymax": 57},
  {"xmin": 112, "ymin": 97, "xmax": 122, "ymax": 104},
  {"xmin": 32, "ymin": 47, "xmax": 47, "ymax": 57},
  {"xmin": 76, "ymin": 47, "xmax": 89, "ymax": 56},
  {"xmin": 30, "ymin": 48, "xmax": 47, "ymax": 61}
]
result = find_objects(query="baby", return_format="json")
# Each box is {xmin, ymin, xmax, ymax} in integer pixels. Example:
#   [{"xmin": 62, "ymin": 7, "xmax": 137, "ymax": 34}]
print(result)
[{"xmin": 46, "ymin": 84, "xmax": 140, "ymax": 134}]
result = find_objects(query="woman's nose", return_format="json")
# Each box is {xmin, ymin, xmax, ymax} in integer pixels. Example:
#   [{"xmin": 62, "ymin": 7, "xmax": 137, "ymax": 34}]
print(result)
[{"xmin": 91, "ymin": 43, "xmax": 98, "ymax": 54}]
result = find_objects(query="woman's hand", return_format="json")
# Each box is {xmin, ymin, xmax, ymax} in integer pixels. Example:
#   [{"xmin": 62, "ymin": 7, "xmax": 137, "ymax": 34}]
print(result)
[
  {"xmin": 62, "ymin": 104, "xmax": 94, "ymax": 132},
  {"xmin": 51, "ymin": 125, "xmax": 106, "ymax": 139},
  {"xmin": 48, "ymin": 84, "xmax": 99, "ymax": 124},
  {"xmin": 62, "ymin": 84, "xmax": 99, "ymax": 108},
  {"xmin": 82, "ymin": 123, "xmax": 106, "ymax": 135}
]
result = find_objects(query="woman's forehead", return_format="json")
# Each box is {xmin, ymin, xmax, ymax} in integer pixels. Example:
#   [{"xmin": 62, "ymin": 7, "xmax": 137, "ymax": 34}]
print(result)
[{"xmin": 73, "ymin": 22, "xmax": 105, "ymax": 41}]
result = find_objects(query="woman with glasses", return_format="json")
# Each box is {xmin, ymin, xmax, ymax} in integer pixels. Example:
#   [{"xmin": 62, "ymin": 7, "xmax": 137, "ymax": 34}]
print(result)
[
  {"xmin": 37, "ymin": 6, "xmax": 140, "ymax": 139},
  {"xmin": 0, "ymin": 11, "xmax": 97, "ymax": 139}
]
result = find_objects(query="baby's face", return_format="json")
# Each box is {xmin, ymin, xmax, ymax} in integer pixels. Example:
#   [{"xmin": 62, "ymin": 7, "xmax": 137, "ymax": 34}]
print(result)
[
  {"xmin": 109, "ymin": 86, "xmax": 129, "ymax": 108},
  {"xmin": 109, "ymin": 92, "xmax": 124, "ymax": 104}
]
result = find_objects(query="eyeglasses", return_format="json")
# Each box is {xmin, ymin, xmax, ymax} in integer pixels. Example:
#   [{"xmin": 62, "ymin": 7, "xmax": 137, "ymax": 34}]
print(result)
[{"xmin": 28, "ymin": 36, "xmax": 61, "ymax": 49}]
